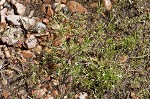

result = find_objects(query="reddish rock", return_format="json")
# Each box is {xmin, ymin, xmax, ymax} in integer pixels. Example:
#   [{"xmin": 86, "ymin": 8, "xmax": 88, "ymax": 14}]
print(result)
[
  {"xmin": 2, "ymin": 90, "xmax": 11, "ymax": 98},
  {"xmin": 42, "ymin": 4, "xmax": 54, "ymax": 17},
  {"xmin": 67, "ymin": 1, "xmax": 87, "ymax": 14},
  {"xmin": 22, "ymin": 50, "xmax": 35, "ymax": 58}
]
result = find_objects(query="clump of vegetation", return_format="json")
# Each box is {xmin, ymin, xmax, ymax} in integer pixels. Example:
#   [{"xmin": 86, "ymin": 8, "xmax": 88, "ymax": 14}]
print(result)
[{"xmin": 29, "ymin": 0, "xmax": 149, "ymax": 98}]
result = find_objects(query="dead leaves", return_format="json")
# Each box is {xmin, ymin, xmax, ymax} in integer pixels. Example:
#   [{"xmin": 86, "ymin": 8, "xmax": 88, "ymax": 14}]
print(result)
[{"xmin": 31, "ymin": 81, "xmax": 60, "ymax": 98}]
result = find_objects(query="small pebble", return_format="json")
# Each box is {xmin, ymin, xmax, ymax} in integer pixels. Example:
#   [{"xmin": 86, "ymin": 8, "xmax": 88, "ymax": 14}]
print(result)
[
  {"xmin": 34, "ymin": 45, "xmax": 42, "ymax": 54},
  {"xmin": 25, "ymin": 35, "xmax": 37, "ymax": 49},
  {"xmin": 103, "ymin": 0, "xmax": 112, "ymax": 11},
  {"xmin": 42, "ymin": 18, "xmax": 49, "ymax": 24},
  {"xmin": 4, "ymin": 47, "xmax": 11, "ymax": 58}
]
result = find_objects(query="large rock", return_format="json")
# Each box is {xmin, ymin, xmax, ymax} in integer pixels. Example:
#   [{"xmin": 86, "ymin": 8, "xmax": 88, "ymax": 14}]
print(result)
[
  {"xmin": 6, "ymin": 15, "xmax": 36, "ymax": 29},
  {"xmin": 6, "ymin": 15, "xmax": 46, "ymax": 33}
]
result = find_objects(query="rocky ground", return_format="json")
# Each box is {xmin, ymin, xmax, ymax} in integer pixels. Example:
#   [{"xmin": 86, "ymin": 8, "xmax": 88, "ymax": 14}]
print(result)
[{"xmin": 0, "ymin": 0, "xmax": 149, "ymax": 99}]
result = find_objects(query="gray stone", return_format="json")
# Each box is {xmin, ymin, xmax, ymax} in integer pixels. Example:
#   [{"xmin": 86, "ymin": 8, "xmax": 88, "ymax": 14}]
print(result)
[{"xmin": 34, "ymin": 22, "xmax": 46, "ymax": 33}]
